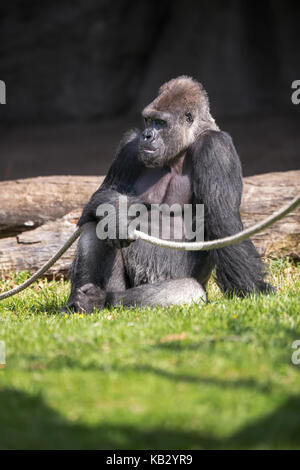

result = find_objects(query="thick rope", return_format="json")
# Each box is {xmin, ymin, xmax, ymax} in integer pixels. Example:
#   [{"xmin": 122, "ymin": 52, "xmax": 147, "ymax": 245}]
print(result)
[
  {"xmin": 133, "ymin": 195, "xmax": 300, "ymax": 250},
  {"xmin": 0, "ymin": 195, "xmax": 299, "ymax": 301},
  {"xmin": 0, "ymin": 227, "xmax": 83, "ymax": 301}
]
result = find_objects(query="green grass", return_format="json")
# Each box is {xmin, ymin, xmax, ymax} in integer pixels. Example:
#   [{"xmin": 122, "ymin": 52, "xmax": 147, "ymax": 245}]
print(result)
[{"xmin": 0, "ymin": 258, "xmax": 300, "ymax": 450}]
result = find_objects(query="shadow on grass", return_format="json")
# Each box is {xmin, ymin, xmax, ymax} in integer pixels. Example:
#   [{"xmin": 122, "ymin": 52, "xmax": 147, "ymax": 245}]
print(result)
[
  {"xmin": 39, "ymin": 357, "xmax": 272, "ymax": 393},
  {"xmin": 133, "ymin": 364, "xmax": 272, "ymax": 392},
  {"xmin": 0, "ymin": 388, "xmax": 300, "ymax": 449}
]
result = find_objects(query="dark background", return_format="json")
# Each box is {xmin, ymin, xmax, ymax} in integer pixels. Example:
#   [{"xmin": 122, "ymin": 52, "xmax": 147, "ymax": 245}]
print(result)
[{"xmin": 0, "ymin": 0, "xmax": 299, "ymax": 180}]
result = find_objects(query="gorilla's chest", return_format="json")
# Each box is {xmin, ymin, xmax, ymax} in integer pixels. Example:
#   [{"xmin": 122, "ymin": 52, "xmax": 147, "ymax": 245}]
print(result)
[{"xmin": 133, "ymin": 160, "xmax": 192, "ymax": 205}]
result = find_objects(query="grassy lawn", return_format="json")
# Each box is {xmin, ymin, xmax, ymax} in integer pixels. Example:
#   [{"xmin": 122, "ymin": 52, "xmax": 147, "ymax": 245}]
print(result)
[{"xmin": 0, "ymin": 258, "xmax": 299, "ymax": 450}]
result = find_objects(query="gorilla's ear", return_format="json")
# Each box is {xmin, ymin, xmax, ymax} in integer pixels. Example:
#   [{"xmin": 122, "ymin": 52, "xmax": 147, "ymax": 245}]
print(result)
[{"xmin": 191, "ymin": 130, "xmax": 271, "ymax": 296}]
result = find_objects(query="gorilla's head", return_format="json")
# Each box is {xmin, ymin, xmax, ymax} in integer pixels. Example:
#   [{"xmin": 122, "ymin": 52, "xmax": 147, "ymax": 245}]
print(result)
[{"xmin": 139, "ymin": 76, "xmax": 218, "ymax": 168}]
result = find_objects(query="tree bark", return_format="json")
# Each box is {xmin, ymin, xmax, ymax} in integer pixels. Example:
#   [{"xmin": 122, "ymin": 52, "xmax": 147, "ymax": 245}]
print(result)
[
  {"xmin": 0, "ymin": 175, "xmax": 103, "ymax": 237},
  {"xmin": 0, "ymin": 210, "xmax": 81, "ymax": 279},
  {"xmin": 0, "ymin": 171, "xmax": 299, "ymax": 278}
]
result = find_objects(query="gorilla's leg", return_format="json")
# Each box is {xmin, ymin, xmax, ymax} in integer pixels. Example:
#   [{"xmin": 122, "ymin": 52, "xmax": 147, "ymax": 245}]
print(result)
[
  {"xmin": 66, "ymin": 224, "xmax": 206, "ymax": 312},
  {"xmin": 74, "ymin": 278, "xmax": 206, "ymax": 311},
  {"xmin": 105, "ymin": 278, "xmax": 207, "ymax": 308},
  {"xmin": 66, "ymin": 222, "xmax": 126, "ymax": 312}
]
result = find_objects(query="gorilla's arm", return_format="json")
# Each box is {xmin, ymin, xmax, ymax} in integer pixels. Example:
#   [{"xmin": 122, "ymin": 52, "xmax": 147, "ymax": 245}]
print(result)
[
  {"xmin": 191, "ymin": 130, "xmax": 272, "ymax": 296},
  {"xmin": 78, "ymin": 130, "xmax": 145, "ymax": 228}
]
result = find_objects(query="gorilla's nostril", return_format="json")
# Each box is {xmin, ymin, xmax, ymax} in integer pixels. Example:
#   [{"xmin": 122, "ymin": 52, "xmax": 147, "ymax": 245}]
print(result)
[{"xmin": 143, "ymin": 129, "xmax": 155, "ymax": 141}]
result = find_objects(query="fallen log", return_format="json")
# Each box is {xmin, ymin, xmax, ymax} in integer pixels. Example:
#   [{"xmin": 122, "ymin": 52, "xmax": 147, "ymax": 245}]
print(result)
[
  {"xmin": 0, "ymin": 171, "xmax": 299, "ymax": 278},
  {"xmin": 0, "ymin": 210, "xmax": 81, "ymax": 278},
  {"xmin": 242, "ymin": 171, "xmax": 300, "ymax": 259},
  {"xmin": 0, "ymin": 175, "xmax": 103, "ymax": 237}
]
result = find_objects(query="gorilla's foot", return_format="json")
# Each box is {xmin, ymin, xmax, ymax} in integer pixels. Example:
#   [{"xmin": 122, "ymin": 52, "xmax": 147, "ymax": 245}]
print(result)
[{"xmin": 65, "ymin": 283, "xmax": 106, "ymax": 314}]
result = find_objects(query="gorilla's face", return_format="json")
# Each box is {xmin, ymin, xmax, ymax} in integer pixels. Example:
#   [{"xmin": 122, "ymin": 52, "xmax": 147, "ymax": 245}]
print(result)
[{"xmin": 139, "ymin": 110, "xmax": 196, "ymax": 168}]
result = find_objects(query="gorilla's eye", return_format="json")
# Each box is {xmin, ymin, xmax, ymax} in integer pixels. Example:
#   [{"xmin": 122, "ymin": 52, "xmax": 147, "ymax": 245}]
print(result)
[
  {"xmin": 153, "ymin": 119, "xmax": 167, "ymax": 128},
  {"xmin": 144, "ymin": 117, "xmax": 166, "ymax": 129},
  {"xmin": 185, "ymin": 112, "xmax": 194, "ymax": 124}
]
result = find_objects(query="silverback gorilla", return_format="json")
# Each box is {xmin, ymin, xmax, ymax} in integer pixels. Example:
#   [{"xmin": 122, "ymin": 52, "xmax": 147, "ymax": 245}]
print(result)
[{"xmin": 66, "ymin": 76, "xmax": 272, "ymax": 313}]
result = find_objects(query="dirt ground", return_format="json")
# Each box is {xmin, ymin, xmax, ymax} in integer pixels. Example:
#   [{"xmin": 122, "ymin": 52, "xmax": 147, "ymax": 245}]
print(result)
[{"xmin": 0, "ymin": 113, "xmax": 299, "ymax": 181}]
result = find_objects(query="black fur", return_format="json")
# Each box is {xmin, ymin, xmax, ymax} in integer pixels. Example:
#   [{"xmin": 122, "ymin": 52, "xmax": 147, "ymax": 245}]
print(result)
[{"xmin": 190, "ymin": 131, "xmax": 271, "ymax": 296}]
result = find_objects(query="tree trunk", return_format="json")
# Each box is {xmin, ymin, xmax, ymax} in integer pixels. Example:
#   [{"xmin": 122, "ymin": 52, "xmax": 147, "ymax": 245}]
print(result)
[{"xmin": 0, "ymin": 171, "xmax": 299, "ymax": 278}]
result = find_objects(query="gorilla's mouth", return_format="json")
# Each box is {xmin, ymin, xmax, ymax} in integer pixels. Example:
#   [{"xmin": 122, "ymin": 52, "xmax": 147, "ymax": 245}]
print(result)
[
  {"xmin": 139, "ymin": 147, "xmax": 162, "ymax": 167},
  {"xmin": 140, "ymin": 143, "xmax": 158, "ymax": 152},
  {"xmin": 140, "ymin": 146, "xmax": 160, "ymax": 158},
  {"xmin": 143, "ymin": 149, "xmax": 158, "ymax": 158}
]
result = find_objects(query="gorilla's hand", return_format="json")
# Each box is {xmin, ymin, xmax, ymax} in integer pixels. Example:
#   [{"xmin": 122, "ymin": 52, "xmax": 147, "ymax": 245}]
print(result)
[{"xmin": 101, "ymin": 206, "xmax": 137, "ymax": 249}]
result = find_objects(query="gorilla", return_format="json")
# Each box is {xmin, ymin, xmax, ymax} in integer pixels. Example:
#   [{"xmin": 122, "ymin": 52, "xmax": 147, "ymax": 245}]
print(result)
[{"xmin": 66, "ymin": 76, "xmax": 272, "ymax": 313}]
